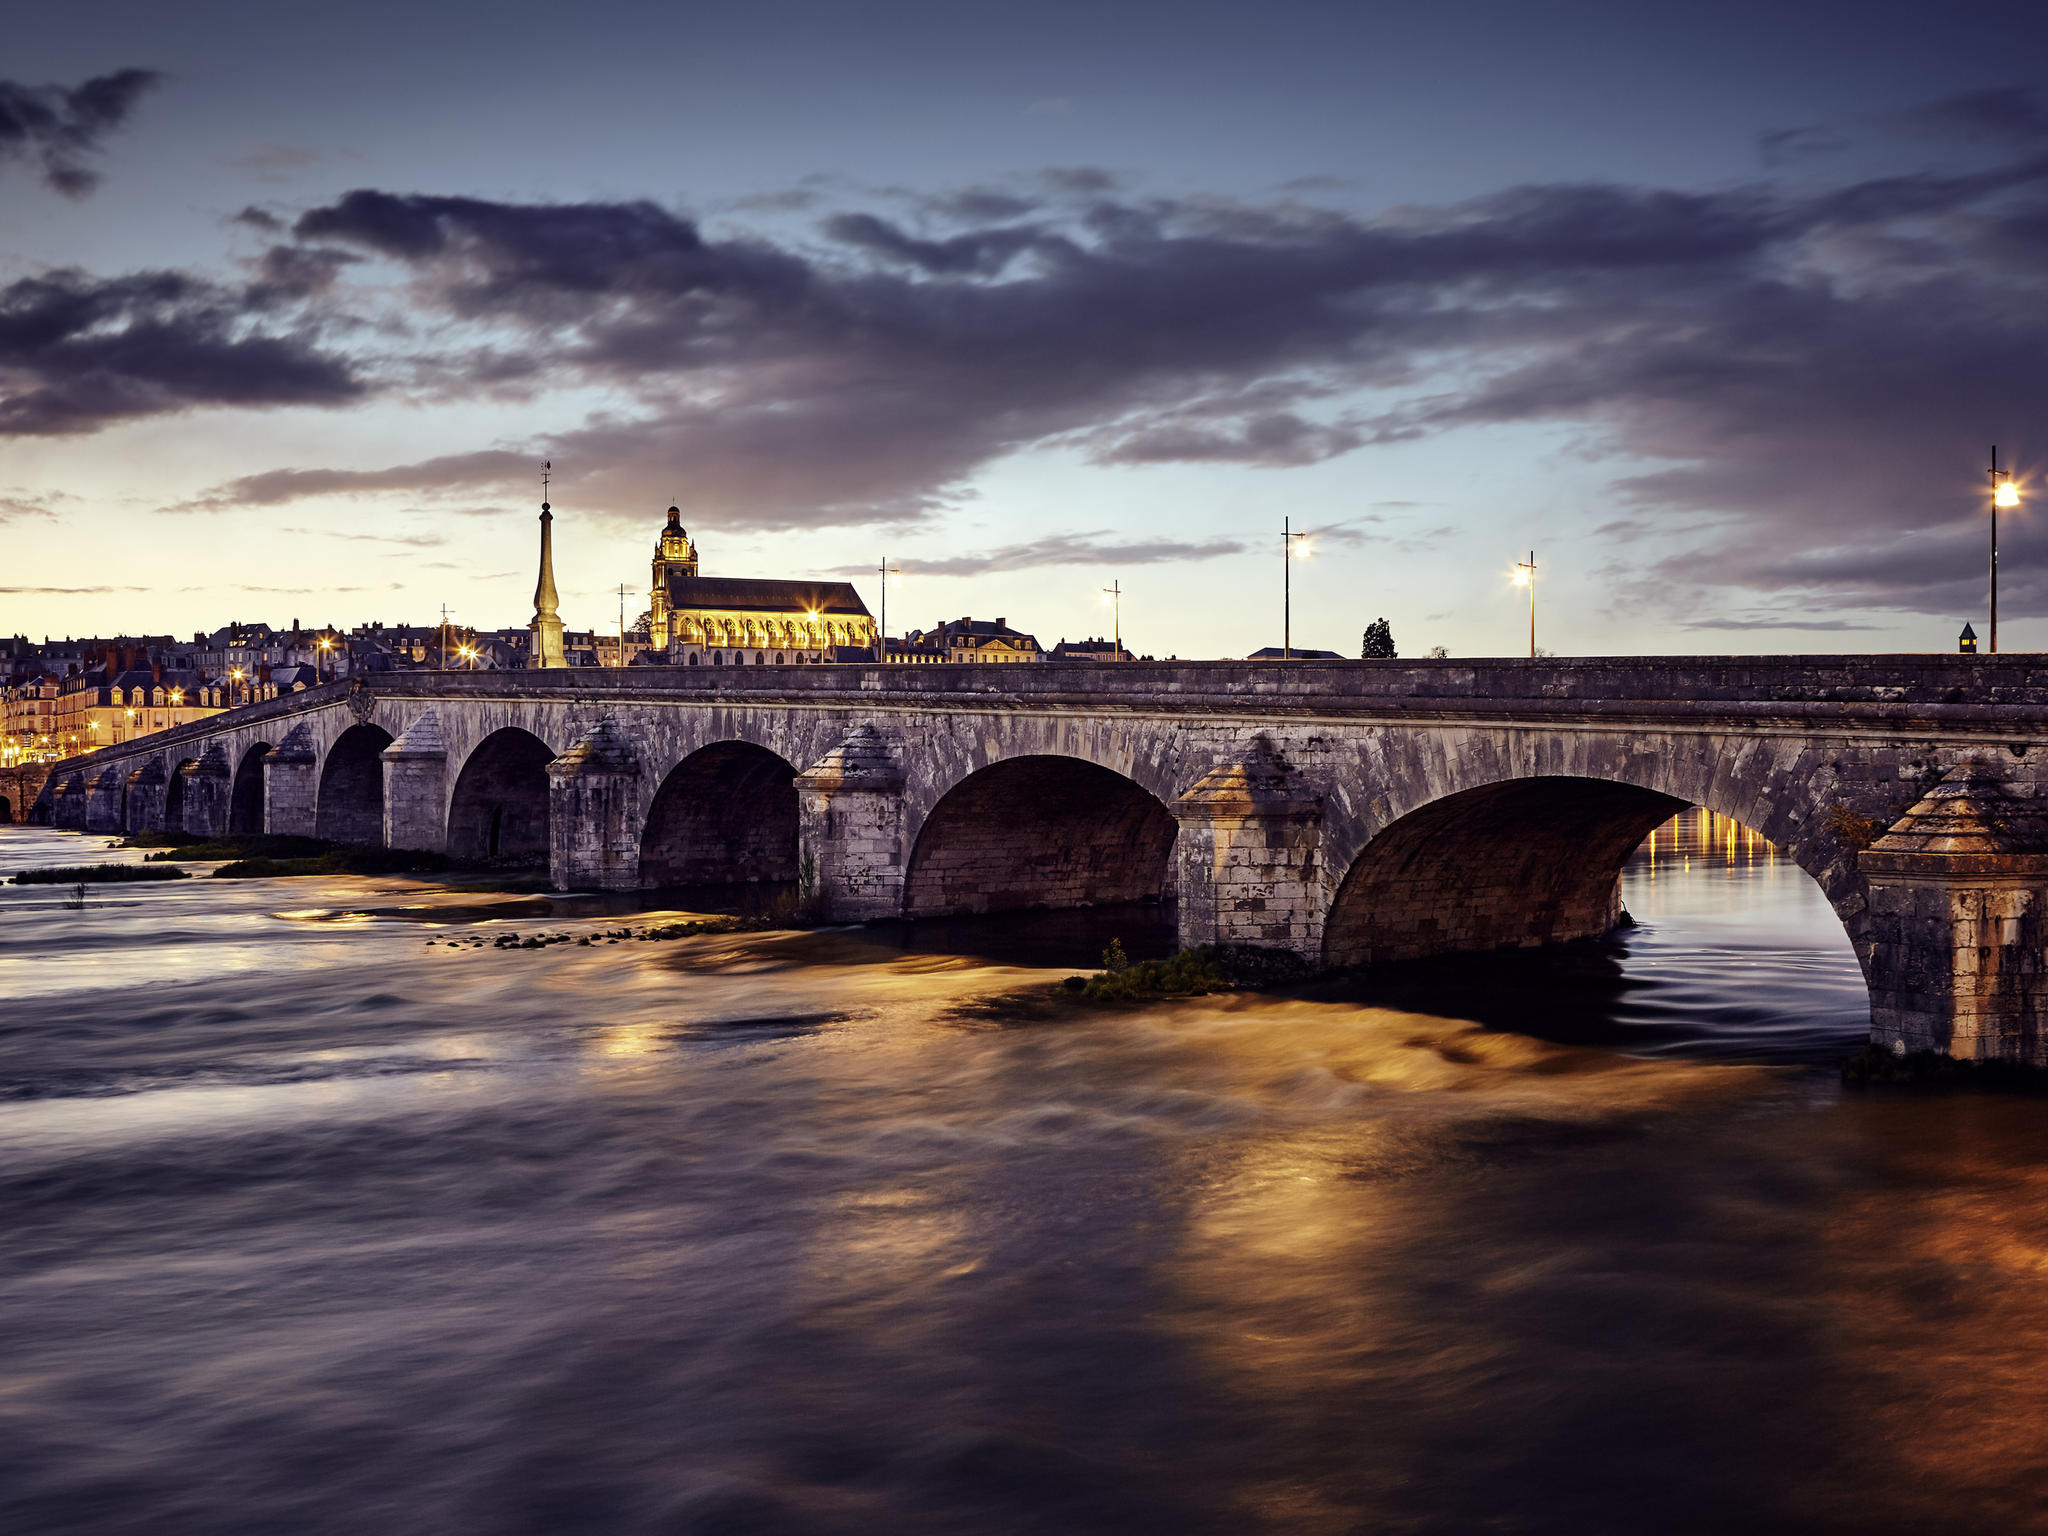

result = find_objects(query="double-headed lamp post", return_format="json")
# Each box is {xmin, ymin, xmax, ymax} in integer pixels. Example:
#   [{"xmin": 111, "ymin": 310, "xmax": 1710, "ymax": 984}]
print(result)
[
  {"xmin": 1512, "ymin": 551, "xmax": 1538, "ymax": 658},
  {"xmin": 1991, "ymin": 446, "xmax": 2020, "ymax": 654}
]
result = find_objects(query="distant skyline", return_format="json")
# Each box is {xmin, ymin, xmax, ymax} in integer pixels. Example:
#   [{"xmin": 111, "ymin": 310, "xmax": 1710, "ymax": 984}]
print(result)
[{"xmin": 3, "ymin": 0, "xmax": 2045, "ymax": 658}]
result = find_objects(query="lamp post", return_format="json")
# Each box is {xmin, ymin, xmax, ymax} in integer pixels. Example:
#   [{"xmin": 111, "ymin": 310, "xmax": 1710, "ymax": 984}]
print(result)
[
  {"xmin": 1281, "ymin": 518, "xmax": 1310, "ymax": 658},
  {"xmin": 1990, "ymin": 446, "xmax": 2019, "ymax": 654},
  {"xmin": 230, "ymin": 667, "xmax": 245, "ymax": 709},
  {"xmin": 1513, "ymin": 551, "xmax": 1537, "ymax": 658},
  {"xmin": 875, "ymin": 556, "xmax": 900, "ymax": 662},
  {"xmin": 317, "ymin": 636, "xmax": 333, "ymax": 684},
  {"xmin": 1101, "ymin": 580, "xmax": 1122, "ymax": 657}
]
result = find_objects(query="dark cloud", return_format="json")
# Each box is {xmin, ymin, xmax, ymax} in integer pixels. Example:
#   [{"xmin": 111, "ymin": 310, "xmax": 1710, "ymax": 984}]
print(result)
[
  {"xmin": 822, "ymin": 212, "xmax": 1042, "ymax": 276},
  {"xmin": 167, "ymin": 451, "xmax": 529, "ymax": 512},
  {"xmin": 0, "ymin": 585, "xmax": 153, "ymax": 595},
  {"xmin": 0, "ymin": 68, "xmax": 162, "ymax": 197},
  {"xmin": 285, "ymin": 527, "xmax": 446, "ymax": 548},
  {"xmin": 1682, "ymin": 617, "xmax": 1886, "ymax": 632},
  {"xmin": 33, "ymin": 87, "xmax": 2048, "ymax": 616},
  {"xmin": 867, "ymin": 533, "xmax": 1246, "ymax": 577},
  {"xmin": 0, "ymin": 267, "xmax": 363, "ymax": 436}
]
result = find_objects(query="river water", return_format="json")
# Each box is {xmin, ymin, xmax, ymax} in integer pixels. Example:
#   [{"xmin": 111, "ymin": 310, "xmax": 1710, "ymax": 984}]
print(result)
[{"xmin": 5, "ymin": 813, "xmax": 2048, "ymax": 1535}]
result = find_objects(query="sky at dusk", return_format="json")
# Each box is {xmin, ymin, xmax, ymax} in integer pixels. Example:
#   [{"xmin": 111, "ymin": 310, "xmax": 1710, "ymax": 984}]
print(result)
[{"xmin": 3, "ymin": 0, "xmax": 2046, "ymax": 659}]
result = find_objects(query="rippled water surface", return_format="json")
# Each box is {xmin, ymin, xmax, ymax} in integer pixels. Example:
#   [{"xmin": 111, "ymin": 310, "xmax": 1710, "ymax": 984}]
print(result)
[{"xmin": 7, "ymin": 819, "xmax": 2048, "ymax": 1535}]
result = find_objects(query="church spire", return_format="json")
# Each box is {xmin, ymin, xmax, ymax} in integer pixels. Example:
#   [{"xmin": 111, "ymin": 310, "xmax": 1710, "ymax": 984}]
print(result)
[{"xmin": 528, "ymin": 459, "xmax": 568, "ymax": 668}]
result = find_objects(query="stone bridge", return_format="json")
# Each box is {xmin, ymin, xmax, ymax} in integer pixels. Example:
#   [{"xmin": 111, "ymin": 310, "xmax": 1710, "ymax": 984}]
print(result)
[{"xmin": 22, "ymin": 657, "xmax": 2048, "ymax": 1065}]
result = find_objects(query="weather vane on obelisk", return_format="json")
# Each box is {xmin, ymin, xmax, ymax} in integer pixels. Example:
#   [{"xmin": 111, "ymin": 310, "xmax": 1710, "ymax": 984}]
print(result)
[{"xmin": 528, "ymin": 458, "xmax": 568, "ymax": 669}]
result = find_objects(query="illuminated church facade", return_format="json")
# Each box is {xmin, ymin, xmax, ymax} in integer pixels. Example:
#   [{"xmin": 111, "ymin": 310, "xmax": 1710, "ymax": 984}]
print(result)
[{"xmin": 646, "ymin": 506, "xmax": 877, "ymax": 665}]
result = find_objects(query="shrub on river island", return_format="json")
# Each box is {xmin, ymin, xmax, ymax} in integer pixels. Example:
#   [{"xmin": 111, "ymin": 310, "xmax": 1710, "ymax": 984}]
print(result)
[
  {"xmin": 212, "ymin": 847, "xmax": 454, "ymax": 879},
  {"xmin": 145, "ymin": 834, "xmax": 332, "ymax": 863},
  {"xmin": 1079, "ymin": 942, "xmax": 1315, "ymax": 1002},
  {"xmin": 13, "ymin": 863, "xmax": 189, "ymax": 885}
]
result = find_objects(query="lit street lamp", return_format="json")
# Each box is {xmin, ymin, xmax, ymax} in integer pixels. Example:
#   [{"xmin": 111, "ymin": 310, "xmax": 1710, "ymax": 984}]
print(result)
[
  {"xmin": 1512, "ymin": 551, "xmax": 1538, "ymax": 658},
  {"xmin": 1990, "ymin": 446, "xmax": 2019, "ymax": 654},
  {"xmin": 1281, "ymin": 518, "xmax": 1311, "ymax": 658}
]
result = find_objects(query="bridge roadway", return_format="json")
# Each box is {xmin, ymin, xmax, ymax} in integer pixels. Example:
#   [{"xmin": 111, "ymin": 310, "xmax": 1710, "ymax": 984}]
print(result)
[{"xmin": 23, "ymin": 656, "xmax": 2048, "ymax": 1065}]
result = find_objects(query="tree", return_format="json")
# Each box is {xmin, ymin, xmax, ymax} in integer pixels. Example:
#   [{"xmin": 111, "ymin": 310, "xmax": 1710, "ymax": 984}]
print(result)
[{"xmin": 1361, "ymin": 618, "xmax": 1397, "ymax": 659}]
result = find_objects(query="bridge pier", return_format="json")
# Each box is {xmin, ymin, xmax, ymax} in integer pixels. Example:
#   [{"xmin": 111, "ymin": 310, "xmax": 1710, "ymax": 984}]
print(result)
[
  {"xmin": 51, "ymin": 772, "xmax": 87, "ymax": 830},
  {"xmin": 1174, "ymin": 737, "xmax": 1325, "ymax": 959},
  {"xmin": 179, "ymin": 745, "xmax": 232, "ymax": 837},
  {"xmin": 381, "ymin": 711, "xmax": 448, "ymax": 852},
  {"xmin": 263, "ymin": 726, "xmax": 320, "ymax": 838},
  {"xmin": 547, "ymin": 718, "xmax": 642, "ymax": 890},
  {"xmin": 86, "ymin": 767, "xmax": 125, "ymax": 834},
  {"xmin": 125, "ymin": 759, "xmax": 166, "ymax": 833},
  {"xmin": 1861, "ymin": 763, "xmax": 2048, "ymax": 1066},
  {"xmin": 796, "ymin": 726, "xmax": 906, "ymax": 921}
]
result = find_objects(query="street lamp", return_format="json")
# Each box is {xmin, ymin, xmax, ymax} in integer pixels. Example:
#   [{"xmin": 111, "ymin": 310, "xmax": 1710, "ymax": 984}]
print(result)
[
  {"xmin": 1281, "ymin": 518, "xmax": 1311, "ymax": 658},
  {"xmin": 317, "ymin": 636, "xmax": 334, "ymax": 684},
  {"xmin": 875, "ymin": 557, "xmax": 900, "ymax": 662},
  {"xmin": 1101, "ymin": 579, "xmax": 1122, "ymax": 658},
  {"xmin": 1512, "ymin": 551, "xmax": 1538, "ymax": 658},
  {"xmin": 1990, "ymin": 446, "xmax": 2019, "ymax": 654},
  {"xmin": 230, "ymin": 667, "xmax": 245, "ymax": 709}
]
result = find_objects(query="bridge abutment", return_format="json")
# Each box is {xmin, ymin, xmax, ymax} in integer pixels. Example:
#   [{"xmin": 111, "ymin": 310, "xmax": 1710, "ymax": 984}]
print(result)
[
  {"xmin": 381, "ymin": 711, "xmax": 448, "ymax": 852},
  {"xmin": 1174, "ymin": 738, "xmax": 1325, "ymax": 958},
  {"xmin": 796, "ymin": 726, "xmax": 906, "ymax": 921},
  {"xmin": 547, "ymin": 718, "xmax": 643, "ymax": 891},
  {"xmin": 1861, "ymin": 764, "xmax": 2048, "ymax": 1066},
  {"xmin": 263, "ymin": 726, "xmax": 320, "ymax": 837},
  {"xmin": 179, "ymin": 746, "xmax": 232, "ymax": 837}
]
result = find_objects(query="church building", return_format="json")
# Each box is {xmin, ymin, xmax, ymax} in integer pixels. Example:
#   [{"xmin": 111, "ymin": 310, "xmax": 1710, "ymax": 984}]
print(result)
[{"xmin": 646, "ymin": 506, "xmax": 877, "ymax": 665}]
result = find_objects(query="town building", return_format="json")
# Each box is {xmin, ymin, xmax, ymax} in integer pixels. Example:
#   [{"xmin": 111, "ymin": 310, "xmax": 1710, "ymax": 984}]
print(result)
[
  {"xmin": 643, "ymin": 505, "xmax": 877, "ymax": 665},
  {"xmin": 1050, "ymin": 637, "xmax": 1135, "ymax": 662},
  {"xmin": 905, "ymin": 617, "xmax": 1045, "ymax": 663}
]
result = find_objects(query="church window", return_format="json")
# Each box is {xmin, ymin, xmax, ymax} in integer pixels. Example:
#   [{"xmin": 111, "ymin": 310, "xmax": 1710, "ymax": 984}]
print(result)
[
  {"xmin": 756, "ymin": 651, "xmax": 765, "ymax": 665},
  {"xmin": 688, "ymin": 653, "xmax": 699, "ymax": 666}
]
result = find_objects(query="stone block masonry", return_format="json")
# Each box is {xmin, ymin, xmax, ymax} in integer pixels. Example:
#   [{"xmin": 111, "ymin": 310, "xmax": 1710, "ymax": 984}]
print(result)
[{"xmin": 34, "ymin": 656, "xmax": 2048, "ymax": 1065}]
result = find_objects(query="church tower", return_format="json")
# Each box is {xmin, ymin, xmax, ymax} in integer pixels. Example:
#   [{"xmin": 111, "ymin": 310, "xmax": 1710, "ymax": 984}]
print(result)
[{"xmin": 648, "ymin": 505, "xmax": 699, "ymax": 648}]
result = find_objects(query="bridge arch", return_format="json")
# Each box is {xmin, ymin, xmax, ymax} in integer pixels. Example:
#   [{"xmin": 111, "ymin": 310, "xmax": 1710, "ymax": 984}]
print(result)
[
  {"xmin": 229, "ymin": 742, "xmax": 272, "ymax": 835},
  {"xmin": 447, "ymin": 727, "xmax": 554, "ymax": 863},
  {"xmin": 1318, "ymin": 756, "xmax": 1871, "ymax": 973},
  {"xmin": 1322, "ymin": 776, "xmax": 1689, "ymax": 967},
  {"xmin": 903, "ymin": 754, "xmax": 1177, "ymax": 918},
  {"xmin": 638, "ymin": 740, "xmax": 800, "ymax": 887},
  {"xmin": 317, "ymin": 725, "xmax": 392, "ymax": 844}
]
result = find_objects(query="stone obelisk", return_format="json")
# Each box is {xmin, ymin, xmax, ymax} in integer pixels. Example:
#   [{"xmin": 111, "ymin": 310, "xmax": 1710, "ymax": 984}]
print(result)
[{"xmin": 528, "ymin": 462, "xmax": 568, "ymax": 669}]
